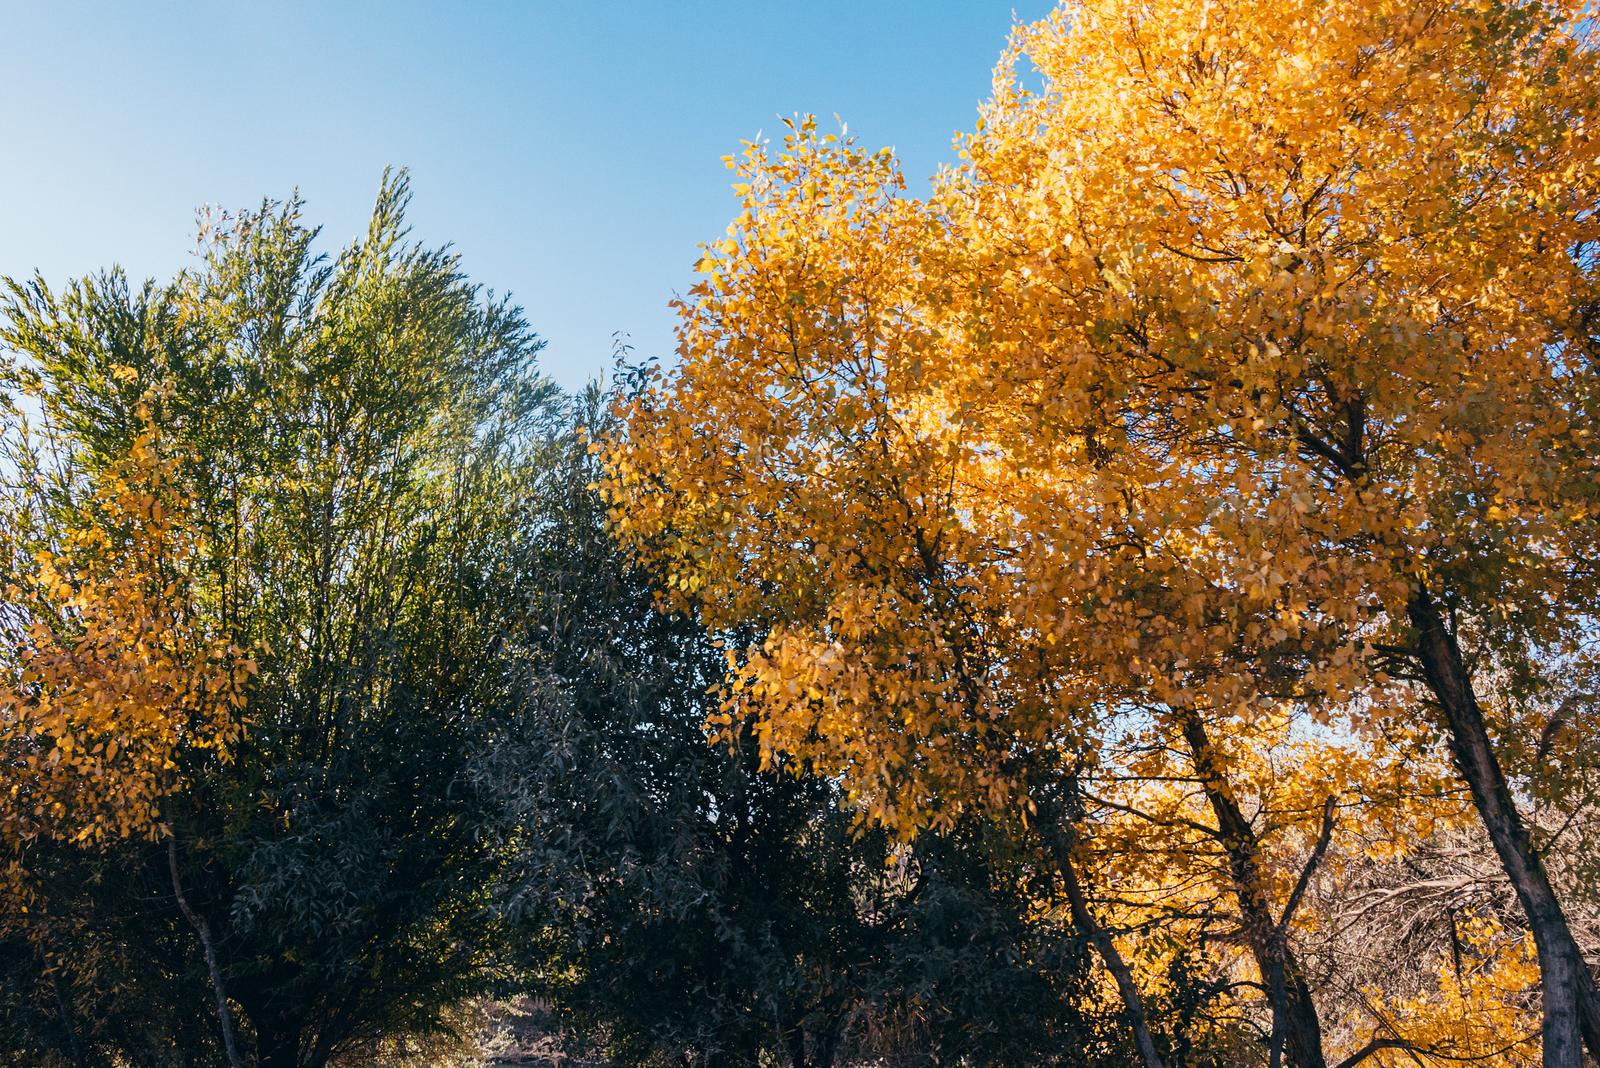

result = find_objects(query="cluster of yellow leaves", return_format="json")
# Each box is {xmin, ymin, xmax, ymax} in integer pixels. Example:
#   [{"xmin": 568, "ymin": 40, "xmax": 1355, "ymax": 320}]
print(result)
[
  {"xmin": 1358, "ymin": 918, "xmax": 1543, "ymax": 1066},
  {"xmin": 606, "ymin": 117, "xmax": 1029, "ymax": 830},
  {"xmin": 0, "ymin": 420, "xmax": 252, "ymax": 849},
  {"xmin": 1077, "ymin": 703, "xmax": 1481, "ymax": 1051},
  {"xmin": 954, "ymin": 0, "xmax": 1600, "ymax": 642}
]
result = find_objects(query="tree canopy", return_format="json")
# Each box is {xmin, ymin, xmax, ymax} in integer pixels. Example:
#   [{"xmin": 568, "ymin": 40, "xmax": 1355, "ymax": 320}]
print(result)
[{"xmin": 604, "ymin": 0, "xmax": 1600, "ymax": 1065}]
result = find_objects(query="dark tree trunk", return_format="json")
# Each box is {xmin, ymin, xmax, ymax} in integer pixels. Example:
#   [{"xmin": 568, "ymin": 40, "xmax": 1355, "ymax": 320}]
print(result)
[
  {"xmin": 785, "ymin": 1021, "xmax": 808, "ymax": 1068},
  {"xmin": 813, "ymin": 1014, "xmax": 841, "ymax": 1068},
  {"xmin": 167, "ymin": 835, "xmax": 245, "ymax": 1068},
  {"xmin": 1408, "ymin": 588, "xmax": 1600, "ymax": 1068},
  {"xmin": 1177, "ymin": 709, "xmax": 1328, "ymax": 1068},
  {"xmin": 787, "ymin": 1011, "xmax": 841, "ymax": 1068},
  {"xmin": 1060, "ymin": 846, "xmax": 1167, "ymax": 1068},
  {"xmin": 47, "ymin": 958, "xmax": 86, "ymax": 1068}
]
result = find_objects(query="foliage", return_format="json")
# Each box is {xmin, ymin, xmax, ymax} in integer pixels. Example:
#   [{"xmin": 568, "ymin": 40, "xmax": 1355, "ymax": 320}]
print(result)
[
  {"xmin": 7, "ymin": 0, "xmax": 1600, "ymax": 1059},
  {"xmin": 1, "ymin": 410, "xmax": 250, "ymax": 850},
  {"xmin": 0, "ymin": 174, "xmax": 1193, "ymax": 1068},
  {"xmin": 603, "ymin": 0, "xmax": 1600, "ymax": 1063},
  {"xmin": 495, "ymin": 392, "xmax": 1171, "ymax": 1067},
  {"xmin": 0, "ymin": 172, "xmax": 555, "ymax": 1067}
]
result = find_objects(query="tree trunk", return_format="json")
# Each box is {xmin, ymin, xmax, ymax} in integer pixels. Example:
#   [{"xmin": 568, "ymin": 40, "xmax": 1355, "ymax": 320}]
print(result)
[
  {"xmin": 785, "ymin": 1021, "xmax": 808, "ymax": 1068},
  {"xmin": 1177, "ymin": 709, "xmax": 1328, "ymax": 1068},
  {"xmin": 1407, "ymin": 588, "xmax": 1600, "ymax": 1067},
  {"xmin": 813, "ymin": 1013, "xmax": 841, "ymax": 1068},
  {"xmin": 1060, "ymin": 847, "xmax": 1167, "ymax": 1068},
  {"xmin": 47, "ymin": 957, "xmax": 86, "ymax": 1068},
  {"xmin": 167, "ymin": 834, "xmax": 246, "ymax": 1068}
]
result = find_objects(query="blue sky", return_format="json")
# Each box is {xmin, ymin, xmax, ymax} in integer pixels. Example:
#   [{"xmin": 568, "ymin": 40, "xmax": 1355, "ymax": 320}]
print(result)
[{"xmin": 0, "ymin": 2, "xmax": 1047, "ymax": 389}]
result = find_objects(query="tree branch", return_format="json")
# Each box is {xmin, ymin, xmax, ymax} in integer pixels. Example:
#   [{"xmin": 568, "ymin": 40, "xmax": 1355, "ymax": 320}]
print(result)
[{"xmin": 1278, "ymin": 793, "xmax": 1337, "ymax": 934}]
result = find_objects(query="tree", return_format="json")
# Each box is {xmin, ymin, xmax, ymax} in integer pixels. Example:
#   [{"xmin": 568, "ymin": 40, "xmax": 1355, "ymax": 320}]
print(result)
[
  {"xmin": 603, "ymin": 0, "xmax": 1600, "ymax": 1062},
  {"xmin": 1, "ymin": 171, "xmax": 557, "ymax": 1066},
  {"xmin": 602, "ymin": 120, "xmax": 1368, "ymax": 1067},
  {"xmin": 944, "ymin": 0, "xmax": 1600, "ymax": 1061}
]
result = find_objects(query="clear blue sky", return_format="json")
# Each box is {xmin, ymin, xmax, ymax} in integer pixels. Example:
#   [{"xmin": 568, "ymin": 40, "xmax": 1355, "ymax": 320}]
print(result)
[{"xmin": 0, "ymin": 2, "xmax": 1047, "ymax": 389}]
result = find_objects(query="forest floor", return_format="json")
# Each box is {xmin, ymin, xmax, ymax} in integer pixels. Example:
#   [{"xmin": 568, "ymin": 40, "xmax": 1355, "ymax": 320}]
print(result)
[{"xmin": 475, "ymin": 1002, "xmax": 607, "ymax": 1067}]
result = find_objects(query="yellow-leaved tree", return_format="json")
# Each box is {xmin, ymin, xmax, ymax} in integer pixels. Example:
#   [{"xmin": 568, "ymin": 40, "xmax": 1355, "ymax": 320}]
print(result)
[
  {"xmin": 605, "ymin": 0, "xmax": 1600, "ymax": 1065},
  {"xmin": 941, "ymin": 0, "xmax": 1600, "ymax": 1062},
  {"xmin": 1, "ymin": 417, "xmax": 249, "ymax": 848},
  {"xmin": 1, "ymin": 397, "xmax": 253, "ymax": 1066}
]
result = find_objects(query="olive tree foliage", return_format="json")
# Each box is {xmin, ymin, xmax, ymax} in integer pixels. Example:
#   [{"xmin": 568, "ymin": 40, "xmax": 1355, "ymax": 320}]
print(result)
[{"xmin": 0, "ymin": 171, "xmax": 559, "ymax": 1067}]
